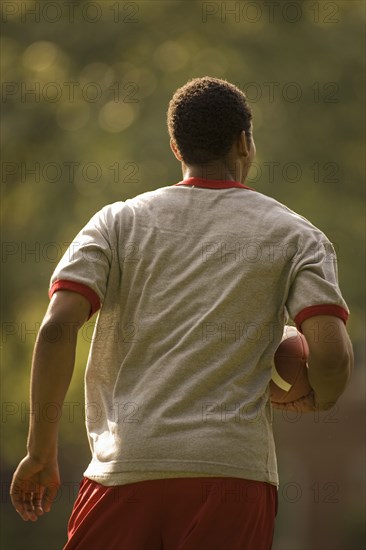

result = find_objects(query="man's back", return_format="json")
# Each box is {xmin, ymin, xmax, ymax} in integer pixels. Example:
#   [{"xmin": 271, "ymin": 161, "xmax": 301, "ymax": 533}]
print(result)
[{"xmin": 50, "ymin": 178, "xmax": 348, "ymax": 488}]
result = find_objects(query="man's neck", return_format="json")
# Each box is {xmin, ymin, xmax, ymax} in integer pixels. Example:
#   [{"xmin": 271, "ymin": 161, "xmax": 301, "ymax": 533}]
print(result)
[{"xmin": 182, "ymin": 163, "xmax": 239, "ymax": 182}]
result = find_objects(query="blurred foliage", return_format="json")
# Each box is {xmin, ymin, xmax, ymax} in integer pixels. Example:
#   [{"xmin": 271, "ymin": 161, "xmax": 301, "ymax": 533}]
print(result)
[{"xmin": 1, "ymin": 1, "xmax": 365, "ymax": 549}]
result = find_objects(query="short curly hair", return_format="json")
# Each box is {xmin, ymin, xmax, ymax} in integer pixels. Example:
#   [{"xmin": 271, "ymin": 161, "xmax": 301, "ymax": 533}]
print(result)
[{"xmin": 167, "ymin": 77, "xmax": 252, "ymax": 165}]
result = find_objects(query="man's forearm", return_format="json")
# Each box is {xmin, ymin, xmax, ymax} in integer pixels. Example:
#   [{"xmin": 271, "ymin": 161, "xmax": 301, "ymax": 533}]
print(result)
[
  {"xmin": 27, "ymin": 321, "xmax": 77, "ymax": 461},
  {"xmin": 307, "ymin": 333, "xmax": 354, "ymax": 407}
]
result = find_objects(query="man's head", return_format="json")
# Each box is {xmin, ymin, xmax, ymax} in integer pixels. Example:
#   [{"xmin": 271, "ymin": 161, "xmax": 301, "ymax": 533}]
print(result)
[{"xmin": 167, "ymin": 77, "xmax": 255, "ymax": 183}]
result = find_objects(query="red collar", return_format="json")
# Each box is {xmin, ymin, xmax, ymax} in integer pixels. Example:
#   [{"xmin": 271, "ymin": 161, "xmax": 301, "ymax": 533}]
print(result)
[{"xmin": 174, "ymin": 177, "xmax": 254, "ymax": 190}]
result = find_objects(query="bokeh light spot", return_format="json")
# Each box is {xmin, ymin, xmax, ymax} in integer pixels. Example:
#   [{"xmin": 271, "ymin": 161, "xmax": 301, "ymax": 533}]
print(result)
[
  {"xmin": 98, "ymin": 101, "xmax": 137, "ymax": 133},
  {"xmin": 23, "ymin": 41, "xmax": 58, "ymax": 71}
]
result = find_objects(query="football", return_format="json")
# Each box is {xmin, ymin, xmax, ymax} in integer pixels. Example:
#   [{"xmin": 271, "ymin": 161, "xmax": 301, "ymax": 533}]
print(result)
[{"xmin": 270, "ymin": 325, "xmax": 312, "ymax": 403}]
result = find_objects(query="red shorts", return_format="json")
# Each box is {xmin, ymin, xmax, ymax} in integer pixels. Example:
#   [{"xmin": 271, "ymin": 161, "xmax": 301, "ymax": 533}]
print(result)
[{"xmin": 64, "ymin": 476, "xmax": 278, "ymax": 550}]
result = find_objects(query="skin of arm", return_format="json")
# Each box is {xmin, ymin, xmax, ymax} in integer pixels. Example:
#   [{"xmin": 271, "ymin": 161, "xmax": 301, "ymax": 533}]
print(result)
[
  {"xmin": 272, "ymin": 315, "xmax": 354, "ymax": 413},
  {"xmin": 10, "ymin": 290, "xmax": 91, "ymax": 522}
]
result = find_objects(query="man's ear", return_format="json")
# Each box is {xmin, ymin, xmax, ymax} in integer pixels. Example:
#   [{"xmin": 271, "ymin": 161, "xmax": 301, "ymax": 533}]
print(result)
[
  {"xmin": 237, "ymin": 130, "xmax": 250, "ymax": 158},
  {"xmin": 170, "ymin": 139, "xmax": 183, "ymax": 161}
]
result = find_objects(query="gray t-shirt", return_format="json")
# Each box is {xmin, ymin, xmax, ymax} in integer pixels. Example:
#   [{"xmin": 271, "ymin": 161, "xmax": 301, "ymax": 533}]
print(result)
[{"xmin": 49, "ymin": 178, "xmax": 349, "ymax": 487}]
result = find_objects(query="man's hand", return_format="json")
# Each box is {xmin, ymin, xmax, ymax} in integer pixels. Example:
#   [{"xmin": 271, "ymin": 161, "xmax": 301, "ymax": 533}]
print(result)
[
  {"xmin": 272, "ymin": 389, "xmax": 338, "ymax": 413},
  {"xmin": 272, "ymin": 389, "xmax": 316, "ymax": 413},
  {"xmin": 10, "ymin": 455, "xmax": 60, "ymax": 521}
]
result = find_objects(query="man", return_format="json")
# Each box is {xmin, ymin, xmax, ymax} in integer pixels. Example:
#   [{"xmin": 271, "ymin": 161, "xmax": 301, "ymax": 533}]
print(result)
[{"xmin": 10, "ymin": 77, "xmax": 353, "ymax": 550}]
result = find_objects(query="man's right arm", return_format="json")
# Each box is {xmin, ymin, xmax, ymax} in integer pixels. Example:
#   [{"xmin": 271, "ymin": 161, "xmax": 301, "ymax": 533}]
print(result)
[{"xmin": 301, "ymin": 315, "xmax": 354, "ymax": 410}]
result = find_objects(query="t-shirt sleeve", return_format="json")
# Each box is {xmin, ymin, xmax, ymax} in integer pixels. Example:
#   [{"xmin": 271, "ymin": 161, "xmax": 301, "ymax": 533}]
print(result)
[
  {"xmin": 49, "ymin": 207, "xmax": 113, "ymax": 320},
  {"xmin": 286, "ymin": 236, "xmax": 349, "ymax": 331}
]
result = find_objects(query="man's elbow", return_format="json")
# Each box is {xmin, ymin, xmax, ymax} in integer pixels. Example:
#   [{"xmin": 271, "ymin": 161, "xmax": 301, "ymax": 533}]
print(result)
[{"xmin": 309, "ymin": 345, "xmax": 353, "ymax": 380}]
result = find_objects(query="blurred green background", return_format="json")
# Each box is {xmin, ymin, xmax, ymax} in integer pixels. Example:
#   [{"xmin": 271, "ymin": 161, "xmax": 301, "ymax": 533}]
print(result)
[{"xmin": 1, "ymin": 1, "xmax": 365, "ymax": 548}]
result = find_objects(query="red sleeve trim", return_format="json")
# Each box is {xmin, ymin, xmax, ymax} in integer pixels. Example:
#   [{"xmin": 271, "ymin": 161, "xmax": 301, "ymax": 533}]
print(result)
[
  {"xmin": 294, "ymin": 304, "xmax": 349, "ymax": 331},
  {"xmin": 49, "ymin": 280, "xmax": 101, "ymax": 319}
]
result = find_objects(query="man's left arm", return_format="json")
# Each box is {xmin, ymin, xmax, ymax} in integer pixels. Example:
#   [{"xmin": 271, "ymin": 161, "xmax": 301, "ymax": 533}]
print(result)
[{"xmin": 10, "ymin": 290, "xmax": 90, "ymax": 522}]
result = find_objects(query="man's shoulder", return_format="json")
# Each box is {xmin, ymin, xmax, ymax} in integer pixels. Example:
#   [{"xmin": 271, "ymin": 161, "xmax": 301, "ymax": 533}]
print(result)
[
  {"xmin": 256, "ymin": 190, "xmax": 323, "ymax": 230},
  {"xmin": 249, "ymin": 190, "xmax": 331, "ymax": 248},
  {"xmin": 89, "ymin": 187, "xmax": 173, "ymax": 227}
]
